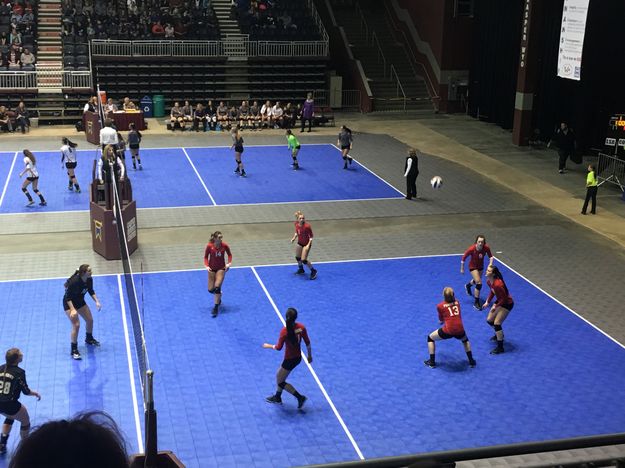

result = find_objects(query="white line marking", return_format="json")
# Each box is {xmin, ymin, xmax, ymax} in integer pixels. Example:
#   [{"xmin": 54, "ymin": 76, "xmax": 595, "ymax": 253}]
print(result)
[
  {"xmin": 182, "ymin": 147, "xmax": 217, "ymax": 206},
  {"xmin": 117, "ymin": 274, "xmax": 144, "ymax": 453},
  {"xmin": 251, "ymin": 266, "xmax": 365, "ymax": 460},
  {"xmin": 494, "ymin": 257, "xmax": 625, "ymax": 350},
  {"xmin": 0, "ymin": 152, "xmax": 18, "ymax": 208},
  {"xmin": 31, "ymin": 143, "xmax": 336, "ymax": 154},
  {"xmin": 0, "ymin": 253, "xmax": 463, "ymax": 283},
  {"xmin": 330, "ymin": 143, "xmax": 405, "ymax": 197}
]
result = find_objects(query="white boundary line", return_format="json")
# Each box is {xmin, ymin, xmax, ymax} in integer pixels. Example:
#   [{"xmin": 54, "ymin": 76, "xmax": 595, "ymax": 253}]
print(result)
[
  {"xmin": 250, "ymin": 266, "xmax": 365, "ymax": 460},
  {"xmin": 31, "ymin": 143, "xmax": 336, "ymax": 154},
  {"xmin": 330, "ymin": 143, "xmax": 405, "ymax": 197},
  {"xmin": 0, "ymin": 253, "xmax": 463, "ymax": 283},
  {"xmin": 0, "ymin": 151, "xmax": 18, "ymax": 208},
  {"xmin": 117, "ymin": 274, "xmax": 145, "ymax": 453},
  {"xmin": 181, "ymin": 147, "xmax": 217, "ymax": 206},
  {"xmin": 494, "ymin": 257, "xmax": 625, "ymax": 350}
]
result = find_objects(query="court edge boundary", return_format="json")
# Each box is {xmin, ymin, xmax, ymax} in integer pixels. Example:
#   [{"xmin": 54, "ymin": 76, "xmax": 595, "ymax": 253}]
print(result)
[{"xmin": 250, "ymin": 266, "xmax": 365, "ymax": 461}]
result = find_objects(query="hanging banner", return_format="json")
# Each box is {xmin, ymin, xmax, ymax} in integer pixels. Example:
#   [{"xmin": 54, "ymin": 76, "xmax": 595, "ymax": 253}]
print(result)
[{"xmin": 557, "ymin": 0, "xmax": 590, "ymax": 81}]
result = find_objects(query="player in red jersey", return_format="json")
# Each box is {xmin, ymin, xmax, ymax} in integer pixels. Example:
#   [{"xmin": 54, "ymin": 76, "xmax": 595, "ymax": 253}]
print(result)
[
  {"xmin": 424, "ymin": 287, "xmax": 476, "ymax": 369},
  {"xmin": 460, "ymin": 234, "xmax": 494, "ymax": 310},
  {"xmin": 481, "ymin": 265, "xmax": 514, "ymax": 354},
  {"xmin": 263, "ymin": 307, "xmax": 312, "ymax": 408},
  {"xmin": 290, "ymin": 211, "xmax": 317, "ymax": 280},
  {"xmin": 203, "ymin": 231, "xmax": 233, "ymax": 318}
]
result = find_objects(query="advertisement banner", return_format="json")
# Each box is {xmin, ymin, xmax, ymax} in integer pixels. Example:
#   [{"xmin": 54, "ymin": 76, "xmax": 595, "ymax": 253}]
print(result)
[{"xmin": 556, "ymin": 0, "xmax": 590, "ymax": 81}]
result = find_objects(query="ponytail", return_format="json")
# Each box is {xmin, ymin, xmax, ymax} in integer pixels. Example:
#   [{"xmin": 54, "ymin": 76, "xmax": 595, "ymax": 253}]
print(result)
[
  {"xmin": 63, "ymin": 137, "xmax": 78, "ymax": 148},
  {"xmin": 65, "ymin": 264, "xmax": 90, "ymax": 288},
  {"xmin": 490, "ymin": 266, "xmax": 509, "ymax": 296},
  {"xmin": 285, "ymin": 307, "xmax": 298, "ymax": 345}
]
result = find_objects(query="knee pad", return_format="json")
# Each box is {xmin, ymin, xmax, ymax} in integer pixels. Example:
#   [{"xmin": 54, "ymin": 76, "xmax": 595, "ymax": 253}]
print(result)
[
  {"xmin": 342, "ymin": 156, "xmax": 347, "ymax": 161},
  {"xmin": 278, "ymin": 382, "xmax": 287, "ymax": 389},
  {"xmin": 4, "ymin": 418, "xmax": 14, "ymax": 426},
  {"xmin": 21, "ymin": 187, "xmax": 28, "ymax": 193},
  {"xmin": 494, "ymin": 324, "xmax": 502, "ymax": 332},
  {"xmin": 487, "ymin": 320, "xmax": 495, "ymax": 327},
  {"xmin": 461, "ymin": 337, "xmax": 469, "ymax": 343},
  {"xmin": 213, "ymin": 286, "xmax": 221, "ymax": 295},
  {"xmin": 427, "ymin": 335, "xmax": 434, "ymax": 343},
  {"xmin": 475, "ymin": 283, "xmax": 482, "ymax": 291},
  {"xmin": 33, "ymin": 189, "xmax": 40, "ymax": 194},
  {"xmin": 208, "ymin": 288, "xmax": 215, "ymax": 294},
  {"xmin": 302, "ymin": 260, "xmax": 308, "ymax": 265},
  {"xmin": 295, "ymin": 257, "xmax": 302, "ymax": 262}
]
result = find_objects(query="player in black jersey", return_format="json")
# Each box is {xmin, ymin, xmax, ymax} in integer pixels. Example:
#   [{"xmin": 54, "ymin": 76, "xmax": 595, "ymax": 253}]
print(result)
[
  {"xmin": 63, "ymin": 264, "xmax": 102, "ymax": 360},
  {"xmin": 0, "ymin": 348, "xmax": 41, "ymax": 454}
]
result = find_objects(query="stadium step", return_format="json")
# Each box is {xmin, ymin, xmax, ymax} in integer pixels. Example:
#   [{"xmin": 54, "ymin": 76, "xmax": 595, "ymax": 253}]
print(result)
[{"xmin": 212, "ymin": 0, "xmax": 243, "ymax": 36}]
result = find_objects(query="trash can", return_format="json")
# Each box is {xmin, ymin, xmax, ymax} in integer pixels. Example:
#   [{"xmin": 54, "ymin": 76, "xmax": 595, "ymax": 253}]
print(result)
[
  {"xmin": 153, "ymin": 95, "xmax": 165, "ymax": 118},
  {"xmin": 140, "ymin": 96, "xmax": 153, "ymax": 118}
]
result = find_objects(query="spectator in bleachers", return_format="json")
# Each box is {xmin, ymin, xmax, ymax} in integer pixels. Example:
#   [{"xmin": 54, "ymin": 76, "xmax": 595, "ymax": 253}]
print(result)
[
  {"xmin": 10, "ymin": 26, "xmax": 21, "ymax": 45},
  {"xmin": 19, "ymin": 48, "xmax": 35, "ymax": 67},
  {"xmin": 0, "ymin": 106, "xmax": 14, "ymax": 133},
  {"xmin": 151, "ymin": 20, "xmax": 165, "ymax": 37},
  {"xmin": 7, "ymin": 50, "xmax": 20, "ymax": 70},
  {"xmin": 0, "ymin": 32, "xmax": 8, "ymax": 47},
  {"xmin": 193, "ymin": 103, "xmax": 207, "ymax": 132},
  {"xmin": 164, "ymin": 22, "xmax": 174, "ymax": 38},
  {"xmin": 14, "ymin": 101, "xmax": 30, "ymax": 133}
]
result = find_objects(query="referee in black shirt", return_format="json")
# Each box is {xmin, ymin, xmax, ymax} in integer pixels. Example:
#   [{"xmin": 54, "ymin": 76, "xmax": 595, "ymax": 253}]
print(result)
[
  {"xmin": 0, "ymin": 348, "xmax": 41, "ymax": 454},
  {"xmin": 63, "ymin": 265, "xmax": 102, "ymax": 360}
]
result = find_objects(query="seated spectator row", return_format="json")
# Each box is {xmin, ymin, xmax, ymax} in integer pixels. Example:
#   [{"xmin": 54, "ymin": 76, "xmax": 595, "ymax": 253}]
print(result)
[
  {"xmin": 1, "ymin": 1, "xmax": 37, "ymax": 65},
  {"xmin": 0, "ymin": 46, "xmax": 36, "ymax": 70},
  {"xmin": 0, "ymin": 101, "xmax": 32, "ymax": 133},
  {"xmin": 233, "ymin": 0, "xmax": 322, "ymax": 41},
  {"xmin": 61, "ymin": 0, "xmax": 219, "ymax": 43}
]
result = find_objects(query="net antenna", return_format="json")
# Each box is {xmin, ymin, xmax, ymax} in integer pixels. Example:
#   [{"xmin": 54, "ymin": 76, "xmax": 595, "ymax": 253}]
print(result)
[{"xmin": 111, "ymin": 177, "xmax": 158, "ymax": 466}]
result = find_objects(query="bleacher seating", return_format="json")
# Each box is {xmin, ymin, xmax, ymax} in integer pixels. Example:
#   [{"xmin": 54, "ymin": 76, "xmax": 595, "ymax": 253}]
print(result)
[
  {"xmin": 0, "ymin": 1, "xmax": 38, "ymax": 71},
  {"xmin": 235, "ymin": 0, "xmax": 322, "ymax": 41}
]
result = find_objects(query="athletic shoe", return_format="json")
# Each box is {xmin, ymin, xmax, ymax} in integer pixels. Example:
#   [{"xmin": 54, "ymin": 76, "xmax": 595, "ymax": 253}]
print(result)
[
  {"xmin": 265, "ymin": 394, "xmax": 282, "ymax": 404},
  {"xmin": 76, "ymin": 188, "xmax": 81, "ymax": 193},
  {"xmin": 234, "ymin": 167, "xmax": 240, "ymax": 174},
  {"xmin": 240, "ymin": 170, "xmax": 247, "ymax": 177},
  {"xmin": 558, "ymin": 169, "xmax": 564, "ymax": 174},
  {"xmin": 423, "ymin": 359, "xmax": 436, "ymax": 368},
  {"xmin": 469, "ymin": 359, "xmax": 477, "ymax": 368},
  {"xmin": 139, "ymin": 165, "xmax": 143, "ymax": 171},
  {"xmin": 71, "ymin": 349, "xmax": 82, "ymax": 360},
  {"xmin": 348, "ymin": 157, "xmax": 353, "ymax": 165},
  {"xmin": 0, "ymin": 443, "xmax": 7, "ymax": 454},
  {"xmin": 490, "ymin": 347, "xmax": 504, "ymax": 355},
  {"xmin": 133, "ymin": 165, "xmax": 137, "ymax": 170},
  {"xmin": 293, "ymin": 164, "xmax": 299, "ymax": 170},
  {"xmin": 343, "ymin": 163, "xmax": 347, "ymax": 170},
  {"xmin": 310, "ymin": 269, "xmax": 317, "ymax": 280},
  {"xmin": 68, "ymin": 185, "xmax": 74, "ymax": 191},
  {"xmin": 295, "ymin": 268, "xmax": 305, "ymax": 275},
  {"xmin": 26, "ymin": 200, "xmax": 35, "ymax": 207},
  {"xmin": 39, "ymin": 201, "xmax": 47, "ymax": 206},
  {"xmin": 297, "ymin": 395, "xmax": 307, "ymax": 409},
  {"xmin": 490, "ymin": 334, "xmax": 498, "ymax": 341},
  {"xmin": 85, "ymin": 336, "xmax": 100, "ymax": 346},
  {"xmin": 211, "ymin": 306, "xmax": 218, "ymax": 318},
  {"xmin": 465, "ymin": 283, "xmax": 472, "ymax": 296},
  {"xmin": 473, "ymin": 302, "xmax": 482, "ymax": 311}
]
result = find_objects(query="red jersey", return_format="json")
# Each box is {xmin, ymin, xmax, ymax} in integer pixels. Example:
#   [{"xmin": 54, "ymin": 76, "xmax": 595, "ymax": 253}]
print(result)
[
  {"xmin": 203, "ymin": 241, "xmax": 232, "ymax": 271},
  {"xmin": 275, "ymin": 322, "xmax": 310, "ymax": 360},
  {"xmin": 462, "ymin": 244, "xmax": 493, "ymax": 271},
  {"xmin": 486, "ymin": 278, "xmax": 514, "ymax": 307},
  {"xmin": 436, "ymin": 300, "xmax": 465, "ymax": 335},
  {"xmin": 295, "ymin": 222, "xmax": 313, "ymax": 246}
]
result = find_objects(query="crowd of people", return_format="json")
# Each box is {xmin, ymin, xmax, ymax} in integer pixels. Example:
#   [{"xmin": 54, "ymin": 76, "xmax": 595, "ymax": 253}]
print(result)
[
  {"xmin": 0, "ymin": 0, "xmax": 37, "ymax": 71},
  {"xmin": 61, "ymin": 0, "xmax": 219, "ymax": 42},
  {"xmin": 168, "ymin": 93, "xmax": 319, "ymax": 132},
  {"xmin": 0, "ymin": 101, "xmax": 31, "ymax": 133}
]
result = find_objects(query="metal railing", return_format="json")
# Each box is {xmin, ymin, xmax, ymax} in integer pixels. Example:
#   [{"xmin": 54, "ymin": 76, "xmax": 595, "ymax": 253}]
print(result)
[
  {"xmin": 597, "ymin": 152, "xmax": 625, "ymax": 191},
  {"xmin": 341, "ymin": 89, "xmax": 362, "ymax": 110},
  {"xmin": 306, "ymin": 0, "xmax": 329, "ymax": 43},
  {"xmin": 0, "ymin": 69, "xmax": 92, "ymax": 89},
  {"xmin": 371, "ymin": 31, "xmax": 387, "ymax": 77},
  {"xmin": 354, "ymin": 1, "xmax": 370, "ymax": 42},
  {"xmin": 382, "ymin": 1, "xmax": 439, "ymax": 102},
  {"xmin": 90, "ymin": 38, "xmax": 327, "ymax": 57},
  {"xmin": 389, "ymin": 64, "xmax": 406, "ymax": 111},
  {"xmin": 311, "ymin": 89, "xmax": 328, "ymax": 106}
]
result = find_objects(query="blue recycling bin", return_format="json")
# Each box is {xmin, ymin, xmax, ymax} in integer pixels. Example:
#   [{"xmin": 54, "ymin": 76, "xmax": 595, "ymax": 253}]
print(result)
[{"xmin": 140, "ymin": 96, "xmax": 153, "ymax": 118}]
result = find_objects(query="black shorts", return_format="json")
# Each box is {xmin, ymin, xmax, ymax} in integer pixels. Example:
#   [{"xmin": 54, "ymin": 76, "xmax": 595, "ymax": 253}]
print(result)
[
  {"xmin": 281, "ymin": 356, "xmax": 302, "ymax": 371},
  {"xmin": 26, "ymin": 176, "xmax": 38, "ymax": 182},
  {"xmin": 341, "ymin": 145, "xmax": 350, "ymax": 150},
  {"xmin": 437, "ymin": 328, "xmax": 467, "ymax": 340},
  {"xmin": 295, "ymin": 145, "xmax": 301, "ymax": 150},
  {"xmin": 65, "ymin": 162, "xmax": 77, "ymax": 169},
  {"xmin": 469, "ymin": 268, "xmax": 483, "ymax": 273},
  {"xmin": 234, "ymin": 146, "xmax": 244, "ymax": 153},
  {"xmin": 0, "ymin": 401, "xmax": 22, "ymax": 416},
  {"xmin": 297, "ymin": 242, "xmax": 309, "ymax": 248},
  {"xmin": 63, "ymin": 296, "xmax": 86, "ymax": 311},
  {"xmin": 499, "ymin": 301, "xmax": 514, "ymax": 312}
]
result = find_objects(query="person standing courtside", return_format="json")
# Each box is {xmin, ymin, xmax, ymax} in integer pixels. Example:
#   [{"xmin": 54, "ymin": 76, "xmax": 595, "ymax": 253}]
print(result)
[
  {"xmin": 300, "ymin": 93, "xmax": 314, "ymax": 133},
  {"xmin": 0, "ymin": 348, "xmax": 42, "ymax": 454},
  {"xmin": 99, "ymin": 119, "xmax": 118, "ymax": 153},
  {"xmin": 548, "ymin": 121, "xmax": 576, "ymax": 174},
  {"xmin": 581, "ymin": 163, "xmax": 598, "ymax": 215},
  {"xmin": 404, "ymin": 148, "xmax": 419, "ymax": 199}
]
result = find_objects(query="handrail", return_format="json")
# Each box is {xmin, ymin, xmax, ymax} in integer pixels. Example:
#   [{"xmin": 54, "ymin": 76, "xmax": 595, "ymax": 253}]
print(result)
[
  {"xmin": 371, "ymin": 31, "xmax": 387, "ymax": 78},
  {"xmin": 390, "ymin": 64, "xmax": 406, "ymax": 111},
  {"xmin": 383, "ymin": 1, "xmax": 439, "ymax": 100},
  {"xmin": 354, "ymin": 2, "xmax": 369, "ymax": 43},
  {"xmin": 306, "ymin": 0, "xmax": 329, "ymax": 44}
]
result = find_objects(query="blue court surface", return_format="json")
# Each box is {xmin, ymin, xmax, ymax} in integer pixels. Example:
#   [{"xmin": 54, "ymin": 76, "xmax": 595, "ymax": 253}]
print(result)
[
  {"xmin": 0, "ymin": 145, "xmax": 402, "ymax": 214},
  {"xmin": 1, "ymin": 256, "xmax": 625, "ymax": 467}
]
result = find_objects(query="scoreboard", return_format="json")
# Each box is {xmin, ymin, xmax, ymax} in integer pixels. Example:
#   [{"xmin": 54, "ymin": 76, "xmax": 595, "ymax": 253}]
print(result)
[{"xmin": 605, "ymin": 114, "xmax": 625, "ymax": 158}]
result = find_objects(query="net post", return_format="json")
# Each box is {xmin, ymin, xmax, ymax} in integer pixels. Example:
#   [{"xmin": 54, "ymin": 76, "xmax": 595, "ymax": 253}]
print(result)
[{"xmin": 144, "ymin": 369, "xmax": 158, "ymax": 467}]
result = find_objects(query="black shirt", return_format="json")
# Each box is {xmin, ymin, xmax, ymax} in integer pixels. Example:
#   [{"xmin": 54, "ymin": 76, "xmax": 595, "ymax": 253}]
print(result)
[
  {"xmin": 405, "ymin": 155, "xmax": 419, "ymax": 176},
  {"xmin": 64, "ymin": 275, "xmax": 95, "ymax": 303},
  {"xmin": 0, "ymin": 365, "xmax": 31, "ymax": 402},
  {"xmin": 553, "ymin": 128, "xmax": 575, "ymax": 152}
]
